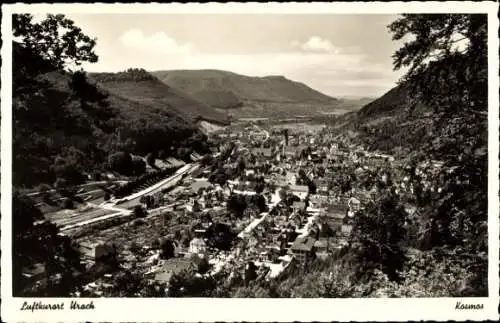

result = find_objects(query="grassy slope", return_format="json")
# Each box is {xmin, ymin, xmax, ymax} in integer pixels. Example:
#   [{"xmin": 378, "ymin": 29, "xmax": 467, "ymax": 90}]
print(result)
[
  {"xmin": 42, "ymin": 71, "xmax": 187, "ymax": 128},
  {"xmin": 90, "ymin": 72, "xmax": 229, "ymax": 125}
]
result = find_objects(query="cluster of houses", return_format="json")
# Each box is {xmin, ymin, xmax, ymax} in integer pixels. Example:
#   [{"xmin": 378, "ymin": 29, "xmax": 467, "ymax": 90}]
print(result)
[
  {"xmin": 43, "ymin": 122, "xmax": 450, "ymax": 296},
  {"xmin": 74, "ymin": 124, "xmax": 375, "ymax": 291}
]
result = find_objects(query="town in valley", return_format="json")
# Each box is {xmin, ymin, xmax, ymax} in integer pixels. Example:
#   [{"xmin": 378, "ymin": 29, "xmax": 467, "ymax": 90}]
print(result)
[{"xmin": 11, "ymin": 11, "xmax": 488, "ymax": 299}]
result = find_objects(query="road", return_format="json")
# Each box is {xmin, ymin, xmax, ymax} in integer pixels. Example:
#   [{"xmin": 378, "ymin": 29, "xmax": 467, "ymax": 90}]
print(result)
[{"xmin": 109, "ymin": 163, "xmax": 199, "ymax": 210}]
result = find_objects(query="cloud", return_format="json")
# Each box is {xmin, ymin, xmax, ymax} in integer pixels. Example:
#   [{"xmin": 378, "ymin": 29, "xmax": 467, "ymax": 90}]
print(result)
[
  {"xmin": 291, "ymin": 36, "xmax": 340, "ymax": 54},
  {"xmin": 120, "ymin": 28, "xmax": 194, "ymax": 54},
  {"xmin": 84, "ymin": 48, "xmax": 401, "ymax": 97}
]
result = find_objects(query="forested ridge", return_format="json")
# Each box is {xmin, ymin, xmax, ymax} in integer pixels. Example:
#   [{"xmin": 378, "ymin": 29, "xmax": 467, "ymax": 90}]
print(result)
[{"xmin": 12, "ymin": 15, "xmax": 212, "ymax": 189}]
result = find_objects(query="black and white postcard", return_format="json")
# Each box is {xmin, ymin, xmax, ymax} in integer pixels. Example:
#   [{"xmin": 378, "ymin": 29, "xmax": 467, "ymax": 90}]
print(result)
[{"xmin": 1, "ymin": 2, "xmax": 499, "ymax": 322}]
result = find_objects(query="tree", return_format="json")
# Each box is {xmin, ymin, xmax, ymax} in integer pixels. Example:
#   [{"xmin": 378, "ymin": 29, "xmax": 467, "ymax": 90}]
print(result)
[
  {"xmin": 12, "ymin": 192, "xmax": 83, "ymax": 296},
  {"xmin": 389, "ymin": 14, "xmax": 487, "ymax": 117},
  {"xmin": 254, "ymin": 182, "xmax": 266, "ymax": 194},
  {"xmin": 63, "ymin": 198, "xmax": 74, "ymax": 209},
  {"xmin": 140, "ymin": 195, "xmax": 155, "ymax": 209},
  {"xmin": 387, "ymin": 14, "xmax": 487, "ymax": 294},
  {"xmin": 70, "ymin": 70, "xmax": 109, "ymax": 111},
  {"xmin": 350, "ymin": 191, "xmax": 408, "ymax": 281},
  {"xmin": 237, "ymin": 157, "xmax": 246, "ymax": 175},
  {"xmin": 192, "ymin": 254, "xmax": 211, "ymax": 275},
  {"xmin": 131, "ymin": 157, "xmax": 146, "ymax": 176},
  {"xmin": 146, "ymin": 152, "xmax": 157, "ymax": 169},
  {"xmin": 105, "ymin": 270, "xmax": 167, "ymax": 297},
  {"xmin": 306, "ymin": 178, "xmax": 317, "ymax": 195},
  {"xmin": 177, "ymin": 147, "xmax": 193, "ymax": 162},
  {"xmin": 227, "ymin": 194, "xmax": 247, "ymax": 218},
  {"xmin": 243, "ymin": 204, "xmax": 260, "ymax": 219},
  {"xmin": 13, "ymin": 14, "xmax": 98, "ymax": 72},
  {"xmin": 52, "ymin": 147, "xmax": 87, "ymax": 186},
  {"xmin": 248, "ymin": 194, "xmax": 267, "ymax": 213},
  {"xmin": 133, "ymin": 205, "xmax": 147, "ymax": 218},
  {"xmin": 279, "ymin": 186, "xmax": 290, "ymax": 201},
  {"xmin": 205, "ymin": 222, "xmax": 235, "ymax": 251},
  {"xmin": 108, "ymin": 151, "xmax": 133, "ymax": 175},
  {"xmin": 168, "ymin": 268, "xmax": 217, "ymax": 297},
  {"xmin": 200, "ymin": 153, "xmax": 214, "ymax": 167},
  {"xmin": 244, "ymin": 261, "xmax": 258, "ymax": 286},
  {"xmin": 160, "ymin": 239, "xmax": 176, "ymax": 259}
]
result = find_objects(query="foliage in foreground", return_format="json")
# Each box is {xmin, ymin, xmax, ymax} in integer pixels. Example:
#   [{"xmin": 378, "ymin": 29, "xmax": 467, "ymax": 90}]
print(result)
[{"xmin": 13, "ymin": 14, "xmax": 210, "ymax": 188}]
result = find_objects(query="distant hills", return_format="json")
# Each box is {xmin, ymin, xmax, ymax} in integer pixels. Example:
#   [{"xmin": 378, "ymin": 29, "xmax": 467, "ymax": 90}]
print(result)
[
  {"xmin": 13, "ymin": 66, "xmax": 215, "ymax": 188},
  {"xmin": 90, "ymin": 69, "xmax": 229, "ymax": 125},
  {"xmin": 152, "ymin": 69, "xmax": 339, "ymax": 108},
  {"xmin": 151, "ymin": 69, "xmax": 360, "ymax": 119}
]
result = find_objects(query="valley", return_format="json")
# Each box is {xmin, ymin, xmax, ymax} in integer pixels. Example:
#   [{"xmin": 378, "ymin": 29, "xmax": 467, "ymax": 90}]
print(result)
[{"xmin": 10, "ymin": 12, "xmax": 488, "ymax": 302}]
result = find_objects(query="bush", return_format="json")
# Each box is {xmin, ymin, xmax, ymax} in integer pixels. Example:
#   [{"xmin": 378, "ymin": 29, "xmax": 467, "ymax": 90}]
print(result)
[
  {"xmin": 133, "ymin": 205, "xmax": 147, "ymax": 218},
  {"xmin": 63, "ymin": 198, "xmax": 74, "ymax": 209}
]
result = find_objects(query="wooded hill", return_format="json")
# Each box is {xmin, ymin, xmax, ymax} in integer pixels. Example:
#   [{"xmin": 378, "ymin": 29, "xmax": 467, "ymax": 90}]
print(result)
[
  {"xmin": 152, "ymin": 69, "xmax": 339, "ymax": 109},
  {"xmin": 152, "ymin": 69, "xmax": 362, "ymax": 119},
  {"xmin": 13, "ymin": 35, "xmax": 216, "ymax": 189},
  {"xmin": 90, "ymin": 69, "xmax": 229, "ymax": 125}
]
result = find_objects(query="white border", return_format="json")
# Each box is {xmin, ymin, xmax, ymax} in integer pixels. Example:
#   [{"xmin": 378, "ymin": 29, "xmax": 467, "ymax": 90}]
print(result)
[{"xmin": 1, "ymin": 2, "xmax": 499, "ymax": 322}]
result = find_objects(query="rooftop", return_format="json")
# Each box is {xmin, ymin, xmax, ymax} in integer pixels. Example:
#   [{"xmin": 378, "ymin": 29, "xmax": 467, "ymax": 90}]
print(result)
[
  {"xmin": 154, "ymin": 258, "xmax": 194, "ymax": 282},
  {"xmin": 290, "ymin": 236, "xmax": 316, "ymax": 252},
  {"xmin": 290, "ymin": 185, "xmax": 308, "ymax": 192},
  {"xmin": 292, "ymin": 201, "xmax": 306, "ymax": 210}
]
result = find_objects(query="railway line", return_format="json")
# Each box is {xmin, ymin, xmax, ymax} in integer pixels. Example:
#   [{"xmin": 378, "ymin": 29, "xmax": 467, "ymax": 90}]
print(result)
[{"xmin": 58, "ymin": 162, "xmax": 200, "ymax": 233}]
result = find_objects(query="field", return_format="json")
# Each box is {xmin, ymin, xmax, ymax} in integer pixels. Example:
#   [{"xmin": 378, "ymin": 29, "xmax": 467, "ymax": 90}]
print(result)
[
  {"xmin": 271, "ymin": 123, "xmax": 326, "ymax": 133},
  {"xmin": 45, "ymin": 205, "xmax": 118, "ymax": 228}
]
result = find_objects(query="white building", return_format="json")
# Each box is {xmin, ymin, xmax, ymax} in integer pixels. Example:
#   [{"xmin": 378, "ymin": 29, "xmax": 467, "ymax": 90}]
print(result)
[
  {"xmin": 290, "ymin": 185, "xmax": 309, "ymax": 201},
  {"xmin": 189, "ymin": 238, "xmax": 207, "ymax": 254}
]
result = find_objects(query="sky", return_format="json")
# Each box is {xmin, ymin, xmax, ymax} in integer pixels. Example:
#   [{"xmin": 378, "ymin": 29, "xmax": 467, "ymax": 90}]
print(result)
[{"xmin": 65, "ymin": 14, "xmax": 407, "ymax": 97}]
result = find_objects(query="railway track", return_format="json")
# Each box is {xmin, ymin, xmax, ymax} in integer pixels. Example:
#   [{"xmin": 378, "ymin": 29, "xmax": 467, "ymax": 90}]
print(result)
[{"xmin": 58, "ymin": 162, "xmax": 200, "ymax": 233}]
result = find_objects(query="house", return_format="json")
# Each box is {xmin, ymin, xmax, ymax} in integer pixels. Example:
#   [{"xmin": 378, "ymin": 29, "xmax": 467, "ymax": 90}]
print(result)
[
  {"xmin": 327, "ymin": 202, "xmax": 347, "ymax": 216},
  {"xmin": 189, "ymin": 238, "xmax": 207, "ymax": 254},
  {"xmin": 155, "ymin": 159, "xmax": 174, "ymax": 170},
  {"xmin": 185, "ymin": 198, "xmax": 201, "ymax": 212},
  {"xmin": 324, "ymin": 213, "xmax": 346, "ymax": 232},
  {"xmin": 292, "ymin": 201, "xmax": 306, "ymax": 214},
  {"xmin": 347, "ymin": 197, "xmax": 361, "ymax": 217},
  {"xmin": 309, "ymin": 194, "xmax": 330, "ymax": 208},
  {"xmin": 153, "ymin": 258, "xmax": 195, "ymax": 283},
  {"xmin": 79, "ymin": 241, "xmax": 118, "ymax": 263},
  {"xmin": 190, "ymin": 179, "xmax": 213, "ymax": 194},
  {"xmin": 285, "ymin": 171, "xmax": 298, "ymax": 185},
  {"xmin": 290, "ymin": 185, "xmax": 309, "ymax": 200},
  {"xmin": 190, "ymin": 152, "xmax": 202, "ymax": 161},
  {"xmin": 314, "ymin": 238, "xmax": 338, "ymax": 259},
  {"xmin": 166, "ymin": 157, "xmax": 186, "ymax": 168},
  {"xmin": 253, "ymin": 147, "xmax": 273, "ymax": 158},
  {"xmin": 340, "ymin": 224, "xmax": 353, "ymax": 237},
  {"xmin": 290, "ymin": 236, "xmax": 316, "ymax": 262}
]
